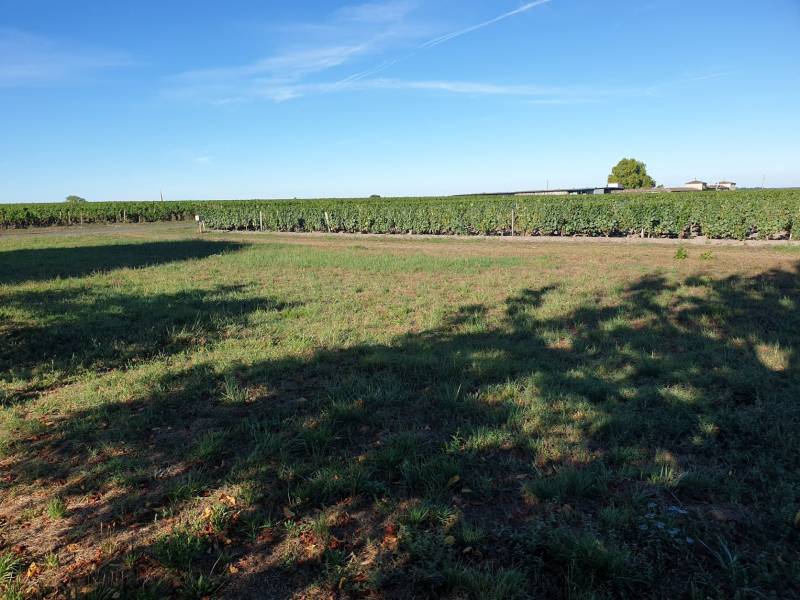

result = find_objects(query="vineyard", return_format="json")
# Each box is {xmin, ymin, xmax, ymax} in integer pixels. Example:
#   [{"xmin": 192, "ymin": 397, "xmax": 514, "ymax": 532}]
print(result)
[
  {"xmin": 0, "ymin": 200, "xmax": 207, "ymax": 228},
  {"xmin": 2, "ymin": 190, "xmax": 799, "ymax": 240}
]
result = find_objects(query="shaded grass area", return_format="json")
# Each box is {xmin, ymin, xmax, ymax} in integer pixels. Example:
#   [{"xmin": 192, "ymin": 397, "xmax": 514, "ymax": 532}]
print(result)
[
  {"xmin": 0, "ymin": 230, "xmax": 799, "ymax": 599},
  {"xmin": 0, "ymin": 239, "xmax": 244, "ymax": 285}
]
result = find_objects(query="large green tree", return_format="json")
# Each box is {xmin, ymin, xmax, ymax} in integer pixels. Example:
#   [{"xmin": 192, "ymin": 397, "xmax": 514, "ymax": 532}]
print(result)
[
  {"xmin": 608, "ymin": 158, "xmax": 656, "ymax": 189},
  {"xmin": 65, "ymin": 195, "xmax": 88, "ymax": 204}
]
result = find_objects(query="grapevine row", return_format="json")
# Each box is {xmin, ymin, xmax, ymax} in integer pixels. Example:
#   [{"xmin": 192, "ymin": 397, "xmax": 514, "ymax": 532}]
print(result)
[{"xmin": 200, "ymin": 191, "xmax": 800, "ymax": 240}]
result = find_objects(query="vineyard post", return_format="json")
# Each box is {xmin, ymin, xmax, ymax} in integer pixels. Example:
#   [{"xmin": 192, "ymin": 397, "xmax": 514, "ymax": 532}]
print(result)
[
  {"xmin": 80, "ymin": 212, "xmax": 84, "ymax": 226},
  {"xmin": 123, "ymin": 209, "xmax": 127, "ymax": 223},
  {"xmin": 511, "ymin": 207, "xmax": 516, "ymax": 237},
  {"xmin": 324, "ymin": 211, "xmax": 331, "ymax": 233},
  {"xmin": 259, "ymin": 211, "xmax": 264, "ymax": 232}
]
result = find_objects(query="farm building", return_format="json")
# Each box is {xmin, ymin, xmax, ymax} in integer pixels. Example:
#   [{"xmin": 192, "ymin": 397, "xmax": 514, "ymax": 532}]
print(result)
[
  {"xmin": 684, "ymin": 180, "xmax": 708, "ymax": 191},
  {"xmin": 714, "ymin": 180, "xmax": 737, "ymax": 190},
  {"xmin": 514, "ymin": 186, "xmax": 622, "ymax": 196}
]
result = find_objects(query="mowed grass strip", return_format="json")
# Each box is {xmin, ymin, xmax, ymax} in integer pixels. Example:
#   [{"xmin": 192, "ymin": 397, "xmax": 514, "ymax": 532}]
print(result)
[{"xmin": 0, "ymin": 224, "xmax": 798, "ymax": 599}]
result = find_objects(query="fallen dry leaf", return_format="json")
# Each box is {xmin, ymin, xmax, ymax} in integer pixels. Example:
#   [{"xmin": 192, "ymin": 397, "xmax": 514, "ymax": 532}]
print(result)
[
  {"xmin": 381, "ymin": 522, "xmax": 400, "ymax": 551},
  {"xmin": 27, "ymin": 562, "xmax": 40, "ymax": 578},
  {"xmin": 381, "ymin": 535, "xmax": 399, "ymax": 551}
]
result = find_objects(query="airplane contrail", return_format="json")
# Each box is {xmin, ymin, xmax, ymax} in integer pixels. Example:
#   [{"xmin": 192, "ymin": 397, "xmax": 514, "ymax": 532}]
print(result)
[
  {"xmin": 332, "ymin": 1, "xmax": 553, "ymax": 89},
  {"xmin": 421, "ymin": 0, "xmax": 552, "ymax": 49}
]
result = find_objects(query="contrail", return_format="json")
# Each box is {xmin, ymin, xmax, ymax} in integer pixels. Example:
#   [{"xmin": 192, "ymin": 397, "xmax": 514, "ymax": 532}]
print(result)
[
  {"xmin": 331, "ymin": 1, "xmax": 552, "ymax": 91},
  {"xmin": 421, "ymin": 0, "xmax": 551, "ymax": 48},
  {"xmin": 333, "ymin": 56, "xmax": 408, "ymax": 87}
]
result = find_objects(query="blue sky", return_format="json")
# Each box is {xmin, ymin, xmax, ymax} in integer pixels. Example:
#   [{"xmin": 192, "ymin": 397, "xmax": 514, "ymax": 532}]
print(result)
[{"xmin": 1, "ymin": 0, "xmax": 798, "ymax": 202}]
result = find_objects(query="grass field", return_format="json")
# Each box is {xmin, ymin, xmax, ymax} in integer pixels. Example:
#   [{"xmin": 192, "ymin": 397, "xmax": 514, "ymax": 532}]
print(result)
[{"xmin": 1, "ymin": 223, "xmax": 799, "ymax": 599}]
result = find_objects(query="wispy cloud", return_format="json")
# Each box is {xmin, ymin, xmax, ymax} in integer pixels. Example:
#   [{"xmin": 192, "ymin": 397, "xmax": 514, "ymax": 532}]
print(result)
[
  {"xmin": 166, "ymin": 1, "xmax": 420, "ymax": 102},
  {"xmin": 366, "ymin": 78, "xmax": 566, "ymax": 96},
  {"xmin": 164, "ymin": 1, "xmax": 729, "ymax": 108},
  {"xmin": 165, "ymin": 1, "xmax": 555, "ymax": 104},
  {"xmin": 421, "ymin": 0, "xmax": 551, "ymax": 48},
  {"xmin": 176, "ymin": 45, "xmax": 370, "ymax": 82},
  {"xmin": 335, "ymin": 1, "xmax": 417, "ymax": 24},
  {"xmin": 0, "ymin": 28, "xmax": 132, "ymax": 88},
  {"xmin": 230, "ymin": 77, "xmax": 629, "ymax": 104}
]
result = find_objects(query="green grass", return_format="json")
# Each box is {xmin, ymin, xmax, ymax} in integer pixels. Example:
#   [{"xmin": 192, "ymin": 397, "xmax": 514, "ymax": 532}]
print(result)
[
  {"xmin": 151, "ymin": 528, "xmax": 210, "ymax": 570},
  {"xmin": 0, "ymin": 553, "xmax": 22, "ymax": 587},
  {"xmin": 0, "ymin": 223, "xmax": 799, "ymax": 598},
  {"xmin": 45, "ymin": 497, "xmax": 67, "ymax": 520}
]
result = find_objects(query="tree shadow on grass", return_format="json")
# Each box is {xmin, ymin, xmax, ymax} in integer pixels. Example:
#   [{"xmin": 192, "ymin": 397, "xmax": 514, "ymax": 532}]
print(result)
[
  {"xmin": 0, "ymin": 283, "xmax": 300, "ymax": 407},
  {"xmin": 1, "ymin": 264, "xmax": 799, "ymax": 598},
  {"xmin": 0, "ymin": 239, "xmax": 261, "ymax": 405},
  {"xmin": 0, "ymin": 240, "xmax": 244, "ymax": 285}
]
